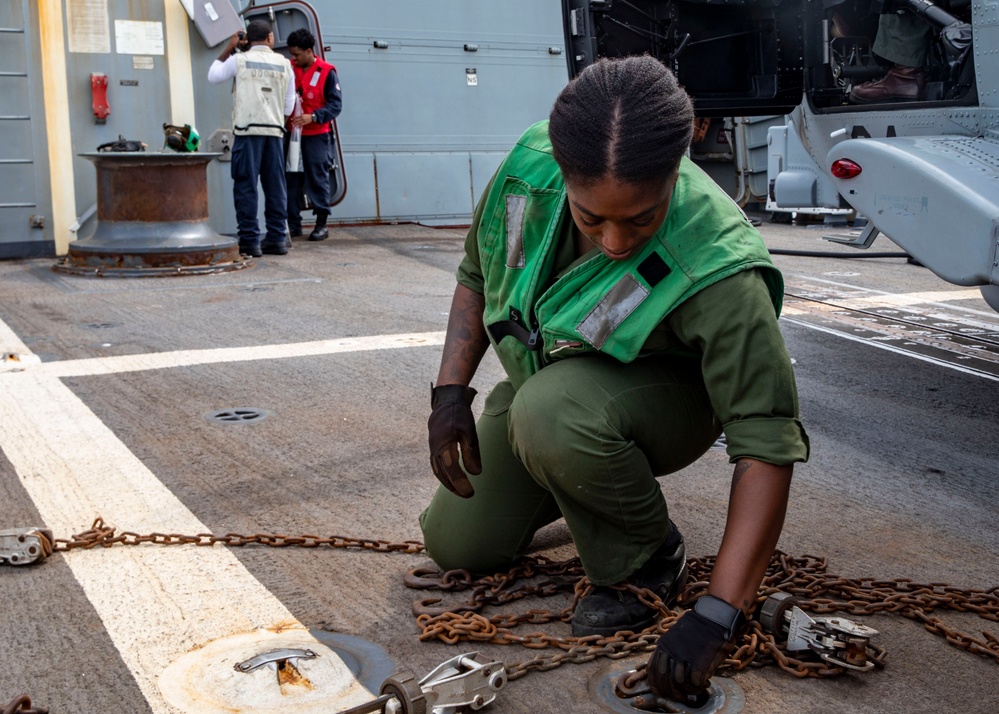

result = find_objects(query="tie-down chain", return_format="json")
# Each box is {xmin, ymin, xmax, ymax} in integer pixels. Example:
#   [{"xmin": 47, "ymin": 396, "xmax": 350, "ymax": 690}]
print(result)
[
  {"xmin": 3, "ymin": 518, "xmax": 997, "ymax": 713},
  {"xmin": 333, "ymin": 652, "xmax": 507, "ymax": 714},
  {"xmin": 0, "ymin": 695, "xmax": 47, "ymax": 714}
]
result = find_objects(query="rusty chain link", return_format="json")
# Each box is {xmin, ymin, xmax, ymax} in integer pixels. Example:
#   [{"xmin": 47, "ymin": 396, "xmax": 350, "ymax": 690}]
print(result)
[
  {"xmin": 47, "ymin": 517, "xmax": 425, "ymax": 555},
  {"xmin": 1, "ymin": 695, "xmax": 47, "ymax": 714},
  {"xmin": 408, "ymin": 550, "xmax": 996, "ymax": 685},
  {"xmin": 18, "ymin": 518, "xmax": 999, "ymax": 695}
]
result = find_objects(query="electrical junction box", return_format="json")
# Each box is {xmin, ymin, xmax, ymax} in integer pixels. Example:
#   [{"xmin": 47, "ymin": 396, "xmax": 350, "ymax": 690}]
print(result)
[{"xmin": 179, "ymin": 0, "xmax": 244, "ymax": 48}]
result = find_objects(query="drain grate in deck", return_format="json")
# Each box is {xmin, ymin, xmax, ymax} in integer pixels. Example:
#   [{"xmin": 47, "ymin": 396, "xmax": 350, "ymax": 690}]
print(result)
[{"xmin": 205, "ymin": 408, "xmax": 271, "ymax": 424}]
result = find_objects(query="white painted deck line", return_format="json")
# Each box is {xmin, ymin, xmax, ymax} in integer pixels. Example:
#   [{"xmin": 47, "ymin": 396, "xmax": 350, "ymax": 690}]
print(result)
[
  {"xmin": 831, "ymin": 289, "xmax": 985, "ymax": 309},
  {"xmin": 35, "ymin": 331, "xmax": 447, "ymax": 378},
  {"xmin": 3, "ymin": 284, "xmax": 993, "ymax": 709},
  {"xmin": 787, "ymin": 275, "xmax": 996, "ymax": 318},
  {"xmin": 0, "ymin": 324, "xmax": 452, "ymax": 712},
  {"xmin": 782, "ymin": 318, "xmax": 999, "ymax": 382},
  {"xmin": 0, "ymin": 318, "xmax": 31, "ymax": 354},
  {"xmin": 0, "ymin": 372, "xmax": 348, "ymax": 712}
]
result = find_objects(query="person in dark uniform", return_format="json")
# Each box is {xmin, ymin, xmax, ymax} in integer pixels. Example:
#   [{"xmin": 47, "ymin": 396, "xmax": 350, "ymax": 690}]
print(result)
[
  {"xmin": 286, "ymin": 28, "xmax": 343, "ymax": 242},
  {"xmin": 208, "ymin": 20, "xmax": 295, "ymax": 257},
  {"xmin": 850, "ymin": 0, "xmax": 957, "ymax": 103}
]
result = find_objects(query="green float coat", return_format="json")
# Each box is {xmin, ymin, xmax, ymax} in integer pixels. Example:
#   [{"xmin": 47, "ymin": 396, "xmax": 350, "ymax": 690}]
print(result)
[{"xmin": 475, "ymin": 121, "xmax": 784, "ymax": 389}]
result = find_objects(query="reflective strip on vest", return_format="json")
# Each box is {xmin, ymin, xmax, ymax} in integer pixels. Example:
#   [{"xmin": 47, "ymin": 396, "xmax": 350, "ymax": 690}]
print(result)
[
  {"xmin": 576, "ymin": 274, "xmax": 650, "ymax": 349},
  {"xmin": 244, "ymin": 61, "xmax": 282, "ymax": 72},
  {"xmin": 505, "ymin": 195, "xmax": 526, "ymax": 269},
  {"xmin": 474, "ymin": 121, "xmax": 784, "ymax": 388}
]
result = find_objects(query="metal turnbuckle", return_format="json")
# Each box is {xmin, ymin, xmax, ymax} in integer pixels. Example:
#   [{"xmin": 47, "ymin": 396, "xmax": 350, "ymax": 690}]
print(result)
[
  {"xmin": 0, "ymin": 528, "xmax": 54, "ymax": 566},
  {"xmin": 759, "ymin": 591, "xmax": 881, "ymax": 671},
  {"xmin": 340, "ymin": 652, "xmax": 507, "ymax": 714},
  {"xmin": 415, "ymin": 652, "xmax": 507, "ymax": 713}
]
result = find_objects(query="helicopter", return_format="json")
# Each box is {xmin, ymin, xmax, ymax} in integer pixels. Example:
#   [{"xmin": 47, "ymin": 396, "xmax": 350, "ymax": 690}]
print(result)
[{"xmin": 560, "ymin": 0, "xmax": 999, "ymax": 312}]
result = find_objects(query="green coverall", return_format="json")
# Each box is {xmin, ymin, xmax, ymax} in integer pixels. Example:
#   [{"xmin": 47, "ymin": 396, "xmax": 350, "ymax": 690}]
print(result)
[{"xmin": 420, "ymin": 125, "xmax": 809, "ymax": 585}]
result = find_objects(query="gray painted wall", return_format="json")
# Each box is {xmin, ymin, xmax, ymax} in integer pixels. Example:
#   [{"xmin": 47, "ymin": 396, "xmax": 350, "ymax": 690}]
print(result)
[
  {"xmin": 0, "ymin": 0, "xmax": 568, "ymax": 258},
  {"xmin": 191, "ymin": 0, "xmax": 570, "ymax": 234},
  {"xmin": 0, "ymin": 0, "xmax": 53, "ymax": 258}
]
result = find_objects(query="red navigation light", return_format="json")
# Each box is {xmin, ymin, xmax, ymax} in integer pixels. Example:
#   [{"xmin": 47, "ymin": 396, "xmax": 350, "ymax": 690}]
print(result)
[{"xmin": 831, "ymin": 159, "xmax": 863, "ymax": 179}]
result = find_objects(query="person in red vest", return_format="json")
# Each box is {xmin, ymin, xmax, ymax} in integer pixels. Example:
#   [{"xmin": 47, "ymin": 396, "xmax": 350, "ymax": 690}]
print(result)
[{"xmin": 286, "ymin": 28, "xmax": 343, "ymax": 242}]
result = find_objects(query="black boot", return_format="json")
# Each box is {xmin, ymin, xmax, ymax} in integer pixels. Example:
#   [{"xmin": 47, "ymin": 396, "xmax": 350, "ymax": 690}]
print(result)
[
  {"xmin": 571, "ymin": 524, "xmax": 688, "ymax": 637},
  {"xmin": 239, "ymin": 241, "xmax": 262, "ymax": 258},
  {"xmin": 309, "ymin": 212, "xmax": 329, "ymax": 241},
  {"xmin": 260, "ymin": 239, "xmax": 289, "ymax": 255}
]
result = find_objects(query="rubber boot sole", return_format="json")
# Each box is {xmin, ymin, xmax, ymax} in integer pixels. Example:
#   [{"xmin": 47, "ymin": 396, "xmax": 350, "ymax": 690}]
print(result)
[{"xmin": 571, "ymin": 561, "xmax": 689, "ymax": 638}]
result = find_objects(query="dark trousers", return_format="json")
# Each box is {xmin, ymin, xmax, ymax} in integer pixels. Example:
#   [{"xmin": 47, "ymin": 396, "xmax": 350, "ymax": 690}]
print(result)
[
  {"xmin": 287, "ymin": 132, "xmax": 336, "ymax": 232},
  {"xmin": 230, "ymin": 134, "xmax": 287, "ymax": 248},
  {"xmin": 420, "ymin": 354, "xmax": 720, "ymax": 584},
  {"xmin": 874, "ymin": 0, "xmax": 953, "ymax": 67}
]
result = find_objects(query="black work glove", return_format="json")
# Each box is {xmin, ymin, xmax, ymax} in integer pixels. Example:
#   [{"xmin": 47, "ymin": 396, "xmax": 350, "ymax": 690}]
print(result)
[
  {"xmin": 646, "ymin": 596, "xmax": 744, "ymax": 704},
  {"xmin": 428, "ymin": 384, "xmax": 482, "ymax": 498}
]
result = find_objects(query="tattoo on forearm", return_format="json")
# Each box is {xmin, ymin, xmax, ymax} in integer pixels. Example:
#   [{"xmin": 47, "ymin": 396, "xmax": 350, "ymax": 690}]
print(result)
[
  {"xmin": 438, "ymin": 289, "xmax": 489, "ymax": 383},
  {"xmin": 442, "ymin": 329, "xmax": 487, "ymax": 378},
  {"xmin": 732, "ymin": 460, "xmax": 752, "ymax": 494}
]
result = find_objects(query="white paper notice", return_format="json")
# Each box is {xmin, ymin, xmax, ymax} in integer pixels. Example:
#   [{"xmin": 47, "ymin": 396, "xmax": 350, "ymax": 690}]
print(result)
[
  {"xmin": 114, "ymin": 20, "xmax": 165, "ymax": 56},
  {"xmin": 67, "ymin": 0, "xmax": 111, "ymax": 54}
]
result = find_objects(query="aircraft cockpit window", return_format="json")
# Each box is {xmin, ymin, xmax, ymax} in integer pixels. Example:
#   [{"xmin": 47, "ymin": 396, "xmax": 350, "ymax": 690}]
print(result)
[
  {"xmin": 815, "ymin": 0, "xmax": 975, "ymax": 109},
  {"xmin": 562, "ymin": 0, "xmax": 975, "ymax": 115}
]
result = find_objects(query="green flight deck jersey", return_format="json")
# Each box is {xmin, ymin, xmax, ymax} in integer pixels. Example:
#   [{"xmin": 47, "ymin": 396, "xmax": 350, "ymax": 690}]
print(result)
[
  {"xmin": 458, "ymin": 121, "xmax": 808, "ymax": 466},
  {"xmin": 473, "ymin": 121, "xmax": 782, "ymax": 388}
]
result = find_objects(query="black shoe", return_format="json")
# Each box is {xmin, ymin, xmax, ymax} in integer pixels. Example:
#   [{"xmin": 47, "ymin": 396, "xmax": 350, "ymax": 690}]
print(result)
[
  {"xmin": 289, "ymin": 228, "xmax": 303, "ymax": 239},
  {"xmin": 239, "ymin": 242, "xmax": 262, "ymax": 258},
  {"xmin": 260, "ymin": 241, "xmax": 288, "ymax": 255},
  {"xmin": 571, "ymin": 524, "xmax": 688, "ymax": 637},
  {"xmin": 309, "ymin": 211, "xmax": 329, "ymax": 241}
]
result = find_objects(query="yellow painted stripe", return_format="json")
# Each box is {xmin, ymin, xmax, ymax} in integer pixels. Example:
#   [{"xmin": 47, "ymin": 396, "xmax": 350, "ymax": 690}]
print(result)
[
  {"xmin": 163, "ymin": 0, "xmax": 197, "ymax": 127},
  {"xmin": 38, "ymin": 0, "xmax": 77, "ymax": 255}
]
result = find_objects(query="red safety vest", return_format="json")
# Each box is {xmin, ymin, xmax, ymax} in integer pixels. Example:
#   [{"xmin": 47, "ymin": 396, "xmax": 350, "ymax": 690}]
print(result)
[{"xmin": 295, "ymin": 58, "xmax": 336, "ymax": 136}]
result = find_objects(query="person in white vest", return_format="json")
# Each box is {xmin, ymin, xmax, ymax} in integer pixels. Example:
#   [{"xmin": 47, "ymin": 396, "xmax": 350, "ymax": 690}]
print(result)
[{"xmin": 208, "ymin": 20, "xmax": 295, "ymax": 257}]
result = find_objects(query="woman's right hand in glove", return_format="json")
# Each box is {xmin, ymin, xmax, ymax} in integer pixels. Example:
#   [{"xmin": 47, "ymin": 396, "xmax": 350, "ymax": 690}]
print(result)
[
  {"xmin": 646, "ymin": 595, "xmax": 745, "ymax": 703},
  {"xmin": 427, "ymin": 384, "xmax": 482, "ymax": 498}
]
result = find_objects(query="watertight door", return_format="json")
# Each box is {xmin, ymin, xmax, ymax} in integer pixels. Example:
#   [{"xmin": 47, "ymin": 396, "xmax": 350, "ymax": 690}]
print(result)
[
  {"xmin": 244, "ymin": 2, "xmax": 347, "ymax": 207},
  {"xmin": 562, "ymin": 0, "xmax": 806, "ymax": 116}
]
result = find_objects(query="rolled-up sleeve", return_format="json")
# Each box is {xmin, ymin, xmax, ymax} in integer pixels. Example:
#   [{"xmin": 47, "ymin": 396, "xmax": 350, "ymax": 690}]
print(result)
[
  {"xmin": 454, "ymin": 176, "xmax": 495, "ymax": 295},
  {"xmin": 668, "ymin": 269, "xmax": 809, "ymax": 465}
]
